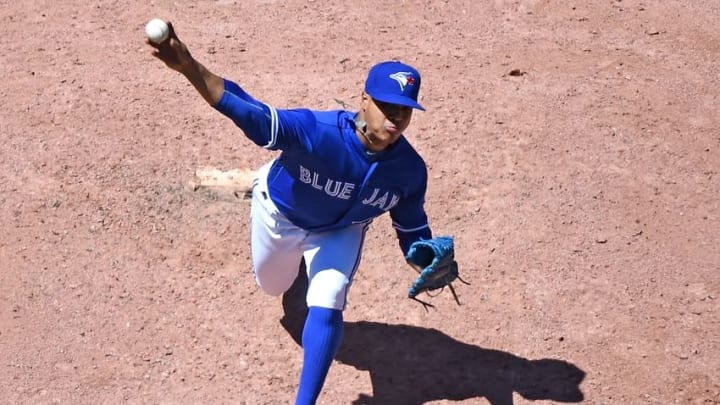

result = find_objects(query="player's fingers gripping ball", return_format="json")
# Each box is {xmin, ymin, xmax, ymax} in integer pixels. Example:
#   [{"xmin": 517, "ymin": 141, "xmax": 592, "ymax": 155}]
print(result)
[{"xmin": 406, "ymin": 236, "xmax": 466, "ymax": 308}]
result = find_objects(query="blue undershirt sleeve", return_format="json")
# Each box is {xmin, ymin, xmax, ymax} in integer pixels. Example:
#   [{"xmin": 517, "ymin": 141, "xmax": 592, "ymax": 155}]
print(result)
[
  {"xmin": 392, "ymin": 197, "xmax": 432, "ymax": 254},
  {"xmin": 213, "ymin": 78, "xmax": 278, "ymax": 148},
  {"xmin": 213, "ymin": 79, "xmax": 316, "ymax": 152},
  {"xmin": 391, "ymin": 173, "xmax": 432, "ymax": 254},
  {"xmin": 396, "ymin": 227, "xmax": 433, "ymax": 256}
]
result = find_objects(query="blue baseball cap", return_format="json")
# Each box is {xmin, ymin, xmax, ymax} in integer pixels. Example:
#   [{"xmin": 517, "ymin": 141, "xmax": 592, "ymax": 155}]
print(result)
[{"xmin": 364, "ymin": 61, "xmax": 425, "ymax": 111}]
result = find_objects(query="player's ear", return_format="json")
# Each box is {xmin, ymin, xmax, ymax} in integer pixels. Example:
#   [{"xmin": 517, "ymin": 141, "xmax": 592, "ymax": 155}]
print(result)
[{"xmin": 360, "ymin": 92, "xmax": 371, "ymax": 109}]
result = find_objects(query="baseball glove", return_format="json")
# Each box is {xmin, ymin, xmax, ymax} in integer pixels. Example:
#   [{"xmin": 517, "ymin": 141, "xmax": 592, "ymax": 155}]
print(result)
[{"xmin": 405, "ymin": 236, "xmax": 468, "ymax": 310}]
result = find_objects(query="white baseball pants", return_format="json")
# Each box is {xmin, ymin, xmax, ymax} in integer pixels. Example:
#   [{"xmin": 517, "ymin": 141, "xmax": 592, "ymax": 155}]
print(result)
[{"xmin": 250, "ymin": 161, "xmax": 370, "ymax": 310}]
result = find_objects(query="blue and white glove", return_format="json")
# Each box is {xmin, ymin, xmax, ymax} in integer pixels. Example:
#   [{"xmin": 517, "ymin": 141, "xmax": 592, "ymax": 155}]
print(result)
[{"xmin": 405, "ymin": 236, "xmax": 466, "ymax": 309}]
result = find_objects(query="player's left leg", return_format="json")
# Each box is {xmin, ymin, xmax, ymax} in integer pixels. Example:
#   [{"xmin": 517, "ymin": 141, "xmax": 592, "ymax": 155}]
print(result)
[
  {"xmin": 294, "ymin": 222, "xmax": 370, "ymax": 405},
  {"xmin": 250, "ymin": 161, "xmax": 307, "ymax": 296}
]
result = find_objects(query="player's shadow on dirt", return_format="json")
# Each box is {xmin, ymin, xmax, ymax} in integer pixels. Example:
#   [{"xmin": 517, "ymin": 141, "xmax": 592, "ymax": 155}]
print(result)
[{"xmin": 281, "ymin": 268, "xmax": 585, "ymax": 405}]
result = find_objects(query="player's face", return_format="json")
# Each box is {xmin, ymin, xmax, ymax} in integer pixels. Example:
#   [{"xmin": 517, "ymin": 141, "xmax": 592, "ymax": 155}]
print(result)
[{"xmin": 360, "ymin": 93, "xmax": 413, "ymax": 151}]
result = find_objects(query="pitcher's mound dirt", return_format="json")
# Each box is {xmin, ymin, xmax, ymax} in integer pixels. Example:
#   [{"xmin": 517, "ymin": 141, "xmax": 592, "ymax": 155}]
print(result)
[{"xmin": 1, "ymin": 1, "xmax": 718, "ymax": 404}]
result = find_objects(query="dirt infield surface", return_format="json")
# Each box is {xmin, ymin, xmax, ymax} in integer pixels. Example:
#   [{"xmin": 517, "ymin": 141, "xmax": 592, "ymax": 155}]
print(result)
[{"xmin": 1, "ymin": 1, "xmax": 718, "ymax": 404}]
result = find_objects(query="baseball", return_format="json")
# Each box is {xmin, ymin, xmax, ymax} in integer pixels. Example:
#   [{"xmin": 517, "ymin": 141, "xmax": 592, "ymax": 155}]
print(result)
[{"xmin": 145, "ymin": 18, "xmax": 169, "ymax": 44}]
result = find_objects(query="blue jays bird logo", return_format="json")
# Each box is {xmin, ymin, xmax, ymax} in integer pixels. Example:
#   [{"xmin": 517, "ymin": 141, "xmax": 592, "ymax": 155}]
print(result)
[{"xmin": 389, "ymin": 72, "xmax": 416, "ymax": 91}]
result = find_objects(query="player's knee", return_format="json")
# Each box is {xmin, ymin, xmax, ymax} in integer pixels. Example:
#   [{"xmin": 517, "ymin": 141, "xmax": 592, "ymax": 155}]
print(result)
[
  {"xmin": 253, "ymin": 265, "xmax": 295, "ymax": 296},
  {"xmin": 257, "ymin": 282, "xmax": 288, "ymax": 296},
  {"xmin": 306, "ymin": 270, "xmax": 349, "ymax": 311}
]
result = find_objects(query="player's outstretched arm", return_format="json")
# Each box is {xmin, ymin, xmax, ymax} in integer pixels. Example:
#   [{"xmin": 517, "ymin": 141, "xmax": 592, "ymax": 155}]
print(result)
[{"xmin": 146, "ymin": 22, "xmax": 224, "ymax": 106}]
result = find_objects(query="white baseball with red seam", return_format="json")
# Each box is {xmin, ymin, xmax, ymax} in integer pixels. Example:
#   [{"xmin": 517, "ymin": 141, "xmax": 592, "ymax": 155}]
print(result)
[{"xmin": 145, "ymin": 18, "xmax": 169, "ymax": 44}]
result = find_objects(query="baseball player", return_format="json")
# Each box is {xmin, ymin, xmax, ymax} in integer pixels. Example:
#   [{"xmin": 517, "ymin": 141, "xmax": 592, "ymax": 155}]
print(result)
[{"xmin": 147, "ymin": 23, "xmax": 436, "ymax": 405}]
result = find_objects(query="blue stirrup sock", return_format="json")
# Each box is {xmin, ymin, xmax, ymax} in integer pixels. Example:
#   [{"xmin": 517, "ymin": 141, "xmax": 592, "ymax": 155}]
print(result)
[{"xmin": 295, "ymin": 306, "xmax": 344, "ymax": 405}]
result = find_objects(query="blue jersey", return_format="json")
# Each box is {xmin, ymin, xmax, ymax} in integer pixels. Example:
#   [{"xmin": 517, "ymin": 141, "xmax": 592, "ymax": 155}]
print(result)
[{"xmin": 214, "ymin": 79, "xmax": 432, "ymax": 253}]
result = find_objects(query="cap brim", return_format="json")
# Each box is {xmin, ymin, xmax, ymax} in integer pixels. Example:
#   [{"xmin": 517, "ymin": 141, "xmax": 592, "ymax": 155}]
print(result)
[{"xmin": 369, "ymin": 93, "xmax": 425, "ymax": 111}]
